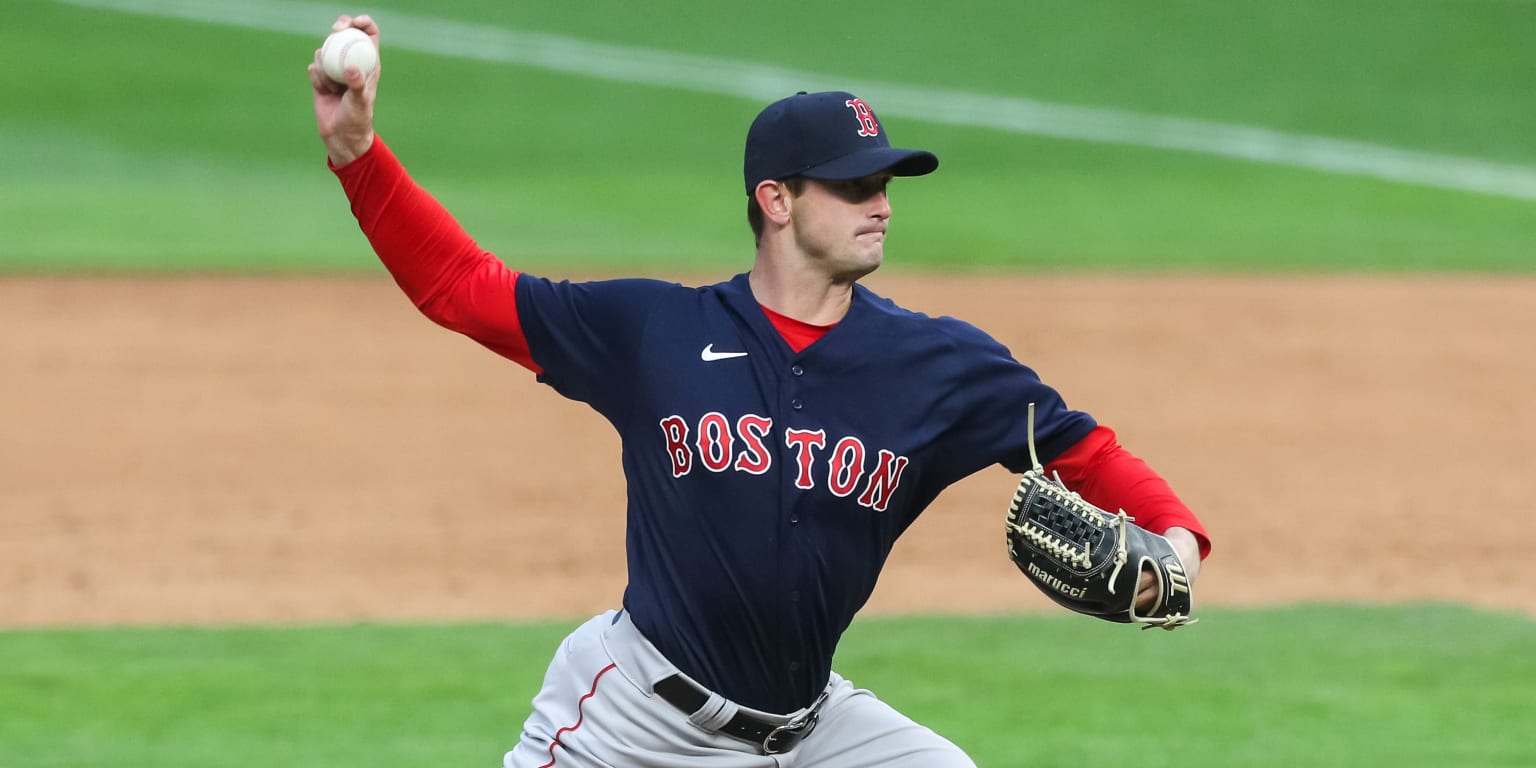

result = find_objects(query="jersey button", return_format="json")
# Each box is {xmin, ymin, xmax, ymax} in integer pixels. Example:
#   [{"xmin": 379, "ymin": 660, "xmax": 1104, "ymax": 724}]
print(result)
[
  {"xmin": 791, "ymin": 399, "xmax": 803, "ymax": 410},
  {"xmin": 791, "ymin": 365, "xmax": 804, "ymax": 376},
  {"xmin": 789, "ymin": 514, "xmax": 800, "ymax": 524},
  {"xmin": 788, "ymin": 661, "xmax": 801, "ymax": 672}
]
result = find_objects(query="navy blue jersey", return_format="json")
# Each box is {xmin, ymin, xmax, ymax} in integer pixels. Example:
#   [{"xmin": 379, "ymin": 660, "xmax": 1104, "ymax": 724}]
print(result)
[{"xmin": 515, "ymin": 272, "xmax": 1095, "ymax": 714}]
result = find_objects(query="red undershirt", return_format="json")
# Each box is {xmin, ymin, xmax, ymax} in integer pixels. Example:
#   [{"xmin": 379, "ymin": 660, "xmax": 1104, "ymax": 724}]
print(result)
[
  {"xmin": 758, "ymin": 303, "xmax": 834, "ymax": 353},
  {"xmin": 332, "ymin": 137, "xmax": 1209, "ymax": 558}
]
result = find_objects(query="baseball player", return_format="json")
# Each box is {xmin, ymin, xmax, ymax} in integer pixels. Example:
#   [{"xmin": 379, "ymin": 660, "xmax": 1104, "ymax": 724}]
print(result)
[{"xmin": 310, "ymin": 15, "xmax": 1210, "ymax": 768}]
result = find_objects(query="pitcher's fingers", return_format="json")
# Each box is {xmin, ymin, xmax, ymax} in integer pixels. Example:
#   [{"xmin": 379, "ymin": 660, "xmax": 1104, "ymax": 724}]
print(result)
[
  {"xmin": 331, "ymin": 14, "xmax": 353, "ymax": 32},
  {"xmin": 350, "ymin": 14, "xmax": 380, "ymax": 42},
  {"xmin": 308, "ymin": 49, "xmax": 344, "ymax": 94},
  {"xmin": 343, "ymin": 65, "xmax": 370, "ymax": 95},
  {"xmin": 309, "ymin": 61, "xmax": 338, "ymax": 93},
  {"xmin": 1134, "ymin": 568, "xmax": 1157, "ymax": 608}
]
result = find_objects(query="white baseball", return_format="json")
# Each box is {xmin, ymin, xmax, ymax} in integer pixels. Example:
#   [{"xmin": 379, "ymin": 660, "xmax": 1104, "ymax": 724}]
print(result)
[{"xmin": 320, "ymin": 27, "xmax": 378, "ymax": 84}]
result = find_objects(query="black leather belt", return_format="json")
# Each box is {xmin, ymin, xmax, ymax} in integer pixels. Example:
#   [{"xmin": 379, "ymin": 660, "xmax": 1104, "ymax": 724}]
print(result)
[{"xmin": 652, "ymin": 674, "xmax": 825, "ymax": 755}]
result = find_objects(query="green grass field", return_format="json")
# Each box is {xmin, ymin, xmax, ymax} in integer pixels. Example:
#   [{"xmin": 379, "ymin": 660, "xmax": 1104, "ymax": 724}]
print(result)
[
  {"xmin": 3, "ymin": 0, "xmax": 1534, "ymax": 272},
  {"xmin": 3, "ymin": 605, "xmax": 1532, "ymax": 767}
]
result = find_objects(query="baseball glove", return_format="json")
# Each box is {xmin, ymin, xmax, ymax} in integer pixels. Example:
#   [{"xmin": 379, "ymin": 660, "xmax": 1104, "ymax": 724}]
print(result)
[{"xmin": 1005, "ymin": 405, "xmax": 1197, "ymax": 630}]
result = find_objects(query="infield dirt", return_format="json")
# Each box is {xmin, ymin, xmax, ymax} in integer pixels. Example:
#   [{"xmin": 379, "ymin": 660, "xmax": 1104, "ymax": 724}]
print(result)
[{"xmin": 2, "ymin": 274, "xmax": 1531, "ymax": 627}]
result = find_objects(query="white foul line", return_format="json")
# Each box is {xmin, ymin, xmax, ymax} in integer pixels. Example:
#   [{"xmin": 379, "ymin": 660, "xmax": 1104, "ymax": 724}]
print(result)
[{"xmin": 60, "ymin": 0, "xmax": 1536, "ymax": 201}]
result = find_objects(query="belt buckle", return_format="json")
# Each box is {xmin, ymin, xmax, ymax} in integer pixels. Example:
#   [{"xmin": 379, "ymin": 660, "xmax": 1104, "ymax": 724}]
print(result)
[
  {"xmin": 761, "ymin": 711, "xmax": 817, "ymax": 755},
  {"xmin": 760, "ymin": 689, "xmax": 827, "ymax": 755}
]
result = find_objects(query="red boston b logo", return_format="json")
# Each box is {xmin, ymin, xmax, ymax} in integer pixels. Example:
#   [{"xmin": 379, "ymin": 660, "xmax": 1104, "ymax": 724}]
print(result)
[{"xmin": 845, "ymin": 98, "xmax": 880, "ymax": 138}]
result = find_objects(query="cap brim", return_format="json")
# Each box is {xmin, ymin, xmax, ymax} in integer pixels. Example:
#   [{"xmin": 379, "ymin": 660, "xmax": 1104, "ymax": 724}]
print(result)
[{"xmin": 800, "ymin": 147, "xmax": 939, "ymax": 182}]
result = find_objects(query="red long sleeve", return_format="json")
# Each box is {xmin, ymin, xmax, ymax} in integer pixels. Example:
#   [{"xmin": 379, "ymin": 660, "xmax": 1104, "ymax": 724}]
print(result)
[
  {"xmin": 330, "ymin": 138, "xmax": 539, "ymax": 372},
  {"xmin": 1046, "ymin": 426, "xmax": 1211, "ymax": 559}
]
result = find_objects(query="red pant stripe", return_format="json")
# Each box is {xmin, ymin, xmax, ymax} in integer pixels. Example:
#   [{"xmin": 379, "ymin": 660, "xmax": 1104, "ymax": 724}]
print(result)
[{"xmin": 538, "ymin": 662, "xmax": 617, "ymax": 768}]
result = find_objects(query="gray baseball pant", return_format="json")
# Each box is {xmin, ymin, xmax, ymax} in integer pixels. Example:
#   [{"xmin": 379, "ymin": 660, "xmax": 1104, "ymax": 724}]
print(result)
[{"xmin": 503, "ymin": 610, "xmax": 975, "ymax": 768}]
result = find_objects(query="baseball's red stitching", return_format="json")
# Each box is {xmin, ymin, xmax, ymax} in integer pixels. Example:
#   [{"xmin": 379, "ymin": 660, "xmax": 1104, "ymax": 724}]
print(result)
[{"xmin": 537, "ymin": 662, "xmax": 617, "ymax": 768}]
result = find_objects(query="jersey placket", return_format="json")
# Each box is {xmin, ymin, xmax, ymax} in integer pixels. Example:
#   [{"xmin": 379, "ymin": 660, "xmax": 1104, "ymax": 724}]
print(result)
[{"xmin": 778, "ymin": 355, "xmax": 813, "ymax": 683}]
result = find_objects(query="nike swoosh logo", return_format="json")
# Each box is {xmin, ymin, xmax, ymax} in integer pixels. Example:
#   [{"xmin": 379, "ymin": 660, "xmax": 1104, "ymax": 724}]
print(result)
[{"xmin": 701, "ymin": 344, "xmax": 749, "ymax": 362}]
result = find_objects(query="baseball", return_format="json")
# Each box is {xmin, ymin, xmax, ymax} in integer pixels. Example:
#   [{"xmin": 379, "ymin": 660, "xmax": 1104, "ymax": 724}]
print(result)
[{"xmin": 320, "ymin": 27, "xmax": 377, "ymax": 84}]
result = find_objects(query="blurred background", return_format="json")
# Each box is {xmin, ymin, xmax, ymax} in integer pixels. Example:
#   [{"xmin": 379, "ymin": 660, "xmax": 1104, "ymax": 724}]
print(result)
[{"xmin": 6, "ymin": 0, "xmax": 1536, "ymax": 272}]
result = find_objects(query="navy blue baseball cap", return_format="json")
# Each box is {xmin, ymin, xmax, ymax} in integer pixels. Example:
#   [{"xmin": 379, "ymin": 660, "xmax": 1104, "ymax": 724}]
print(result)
[{"xmin": 743, "ymin": 91, "xmax": 938, "ymax": 195}]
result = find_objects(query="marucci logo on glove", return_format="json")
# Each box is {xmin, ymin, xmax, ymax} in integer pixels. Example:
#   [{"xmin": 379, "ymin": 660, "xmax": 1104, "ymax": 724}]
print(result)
[
  {"xmin": 1167, "ymin": 562, "xmax": 1191, "ymax": 595},
  {"xmin": 1026, "ymin": 561, "xmax": 1087, "ymax": 599}
]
